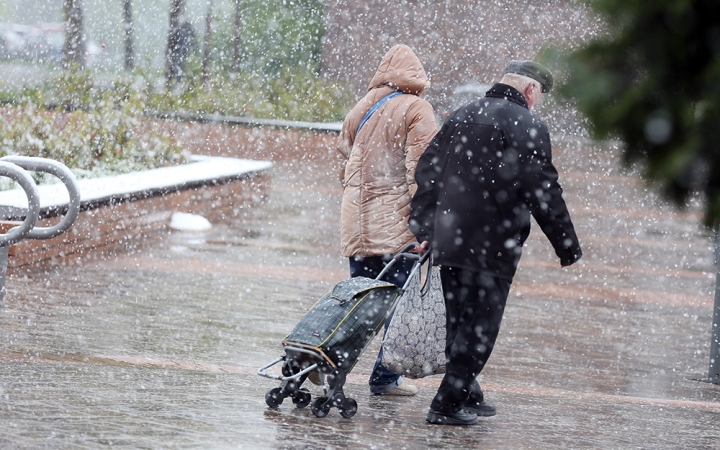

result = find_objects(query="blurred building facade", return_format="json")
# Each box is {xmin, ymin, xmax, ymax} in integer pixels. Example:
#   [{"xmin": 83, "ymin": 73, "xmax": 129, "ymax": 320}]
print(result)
[{"xmin": 320, "ymin": 0, "xmax": 600, "ymax": 121}]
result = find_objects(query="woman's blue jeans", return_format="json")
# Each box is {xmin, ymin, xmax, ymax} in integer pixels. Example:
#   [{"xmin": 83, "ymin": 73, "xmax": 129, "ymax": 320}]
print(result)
[{"xmin": 349, "ymin": 254, "xmax": 414, "ymax": 393}]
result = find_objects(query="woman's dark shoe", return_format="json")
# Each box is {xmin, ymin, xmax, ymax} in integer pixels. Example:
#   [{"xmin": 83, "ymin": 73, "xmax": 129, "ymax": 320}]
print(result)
[
  {"xmin": 426, "ymin": 408, "xmax": 478, "ymax": 425},
  {"xmin": 463, "ymin": 400, "xmax": 496, "ymax": 417}
]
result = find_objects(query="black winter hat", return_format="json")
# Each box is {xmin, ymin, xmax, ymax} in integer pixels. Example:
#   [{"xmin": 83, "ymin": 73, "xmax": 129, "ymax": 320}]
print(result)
[{"xmin": 504, "ymin": 60, "xmax": 553, "ymax": 93}]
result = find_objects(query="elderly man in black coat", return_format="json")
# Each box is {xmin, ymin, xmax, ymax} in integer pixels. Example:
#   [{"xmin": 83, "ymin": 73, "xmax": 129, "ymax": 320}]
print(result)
[{"xmin": 410, "ymin": 60, "xmax": 583, "ymax": 426}]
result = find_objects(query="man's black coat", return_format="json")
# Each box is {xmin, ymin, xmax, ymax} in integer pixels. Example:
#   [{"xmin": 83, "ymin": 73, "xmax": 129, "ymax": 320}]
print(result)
[{"xmin": 409, "ymin": 83, "xmax": 582, "ymax": 280}]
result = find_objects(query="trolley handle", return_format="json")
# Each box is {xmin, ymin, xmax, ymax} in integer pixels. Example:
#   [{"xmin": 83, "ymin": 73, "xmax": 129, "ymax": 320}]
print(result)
[
  {"xmin": 392, "ymin": 242, "xmax": 430, "ymax": 262},
  {"xmin": 395, "ymin": 242, "xmax": 423, "ymax": 259},
  {"xmin": 376, "ymin": 242, "xmax": 431, "ymax": 283},
  {"xmin": 399, "ymin": 247, "xmax": 433, "ymax": 293}
]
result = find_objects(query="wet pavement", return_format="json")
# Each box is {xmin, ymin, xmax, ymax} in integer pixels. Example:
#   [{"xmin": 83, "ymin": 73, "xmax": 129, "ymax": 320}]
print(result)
[{"xmin": 1, "ymin": 131, "xmax": 720, "ymax": 449}]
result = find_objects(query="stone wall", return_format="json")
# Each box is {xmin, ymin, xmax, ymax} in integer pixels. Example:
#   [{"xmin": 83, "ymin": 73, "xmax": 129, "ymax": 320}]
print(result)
[
  {"xmin": 157, "ymin": 120, "xmax": 339, "ymax": 164},
  {"xmin": 6, "ymin": 172, "xmax": 269, "ymax": 271}
]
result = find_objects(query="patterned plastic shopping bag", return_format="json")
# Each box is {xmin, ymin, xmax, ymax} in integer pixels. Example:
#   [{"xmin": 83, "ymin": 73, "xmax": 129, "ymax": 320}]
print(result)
[{"xmin": 381, "ymin": 263, "xmax": 446, "ymax": 378}]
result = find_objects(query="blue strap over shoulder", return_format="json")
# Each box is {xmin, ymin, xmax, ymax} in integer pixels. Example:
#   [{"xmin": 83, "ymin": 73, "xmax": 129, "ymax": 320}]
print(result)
[{"xmin": 356, "ymin": 91, "xmax": 403, "ymax": 136}]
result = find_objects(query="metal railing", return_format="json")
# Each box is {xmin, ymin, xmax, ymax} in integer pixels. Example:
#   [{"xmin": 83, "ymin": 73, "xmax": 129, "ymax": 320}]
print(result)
[
  {"xmin": 0, "ymin": 100, "xmax": 343, "ymax": 135},
  {"xmin": 144, "ymin": 109, "xmax": 342, "ymax": 134},
  {"xmin": 0, "ymin": 156, "xmax": 80, "ymax": 306}
]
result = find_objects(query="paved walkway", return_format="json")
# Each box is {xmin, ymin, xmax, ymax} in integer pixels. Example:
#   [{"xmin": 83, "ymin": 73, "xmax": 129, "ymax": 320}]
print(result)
[{"xmin": 1, "ymin": 132, "xmax": 719, "ymax": 449}]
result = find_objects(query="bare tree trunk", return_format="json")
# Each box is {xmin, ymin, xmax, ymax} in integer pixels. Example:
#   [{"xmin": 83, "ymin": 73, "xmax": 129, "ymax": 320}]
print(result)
[
  {"xmin": 201, "ymin": 0, "xmax": 213, "ymax": 86},
  {"xmin": 231, "ymin": 0, "xmax": 242, "ymax": 73},
  {"xmin": 165, "ymin": 0, "xmax": 186, "ymax": 87},
  {"xmin": 123, "ymin": 0, "xmax": 134, "ymax": 71},
  {"xmin": 63, "ymin": 0, "xmax": 86, "ymax": 69}
]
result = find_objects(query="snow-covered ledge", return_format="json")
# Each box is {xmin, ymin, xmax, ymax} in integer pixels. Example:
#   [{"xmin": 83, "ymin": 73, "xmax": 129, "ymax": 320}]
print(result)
[
  {"xmin": 0, "ymin": 155, "xmax": 273, "ymax": 270},
  {"xmin": 0, "ymin": 155, "xmax": 273, "ymax": 218}
]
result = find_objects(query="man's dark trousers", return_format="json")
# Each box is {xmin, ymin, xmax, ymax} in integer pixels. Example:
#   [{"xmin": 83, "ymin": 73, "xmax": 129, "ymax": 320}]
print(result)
[{"xmin": 430, "ymin": 265, "xmax": 511, "ymax": 413}]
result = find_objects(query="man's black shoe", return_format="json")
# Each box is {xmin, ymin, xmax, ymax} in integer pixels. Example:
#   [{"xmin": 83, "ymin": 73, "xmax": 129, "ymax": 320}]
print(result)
[
  {"xmin": 463, "ymin": 400, "xmax": 496, "ymax": 417},
  {"xmin": 426, "ymin": 408, "xmax": 478, "ymax": 426}
]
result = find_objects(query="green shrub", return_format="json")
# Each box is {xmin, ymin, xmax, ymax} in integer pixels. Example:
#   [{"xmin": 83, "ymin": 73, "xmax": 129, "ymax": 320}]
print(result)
[
  {"xmin": 146, "ymin": 56, "xmax": 352, "ymax": 122},
  {"xmin": 0, "ymin": 71, "xmax": 186, "ymax": 188},
  {"xmin": 212, "ymin": 0, "xmax": 325, "ymax": 77},
  {"xmin": 0, "ymin": 61, "xmax": 352, "ymax": 189}
]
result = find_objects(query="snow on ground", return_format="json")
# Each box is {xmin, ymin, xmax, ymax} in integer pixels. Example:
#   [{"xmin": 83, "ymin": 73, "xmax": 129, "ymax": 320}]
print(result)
[{"xmin": 169, "ymin": 212, "xmax": 213, "ymax": 231}]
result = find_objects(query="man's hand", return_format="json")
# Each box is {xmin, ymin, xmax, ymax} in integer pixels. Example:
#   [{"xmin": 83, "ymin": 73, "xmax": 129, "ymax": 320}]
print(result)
[{"xmin": 414, "ymin": 240, "xmax": 430, "ymax": 254}]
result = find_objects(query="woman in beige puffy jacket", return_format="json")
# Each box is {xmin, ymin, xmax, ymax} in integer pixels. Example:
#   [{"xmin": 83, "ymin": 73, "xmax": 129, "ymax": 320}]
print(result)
[{"xmin": 337, "ymin": 44, "xmax": 437, "ymax": 396}]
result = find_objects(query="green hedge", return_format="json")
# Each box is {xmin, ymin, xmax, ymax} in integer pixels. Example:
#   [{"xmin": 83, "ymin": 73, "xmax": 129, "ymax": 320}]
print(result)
[
  {"xmin": 0, "ymin": 65, "xmax": 352, "ymax": 189},
  {"xmin": 148, "ymin": 58, "xmax": 352, "ymax": 122},
  {"xmin": 0, "ymin": 70, "xmax": 186, "ymax": 188}
]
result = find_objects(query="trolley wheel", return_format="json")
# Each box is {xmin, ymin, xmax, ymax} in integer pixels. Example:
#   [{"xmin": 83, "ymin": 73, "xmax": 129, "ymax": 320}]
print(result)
[
  {"xmin": 265, "ymin": 387, "xmax": 284, "ymax": 408},
  {"xmin": 311, "ymin": 397, "xmax": 331, "ymax": 418},
  {"xmin": 339, "ymin": 398, "xmax": 358, "ymax": 418},
  {"xmin": 292, "ymin": 388, "xmax": 312, "ymax": 409}
]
